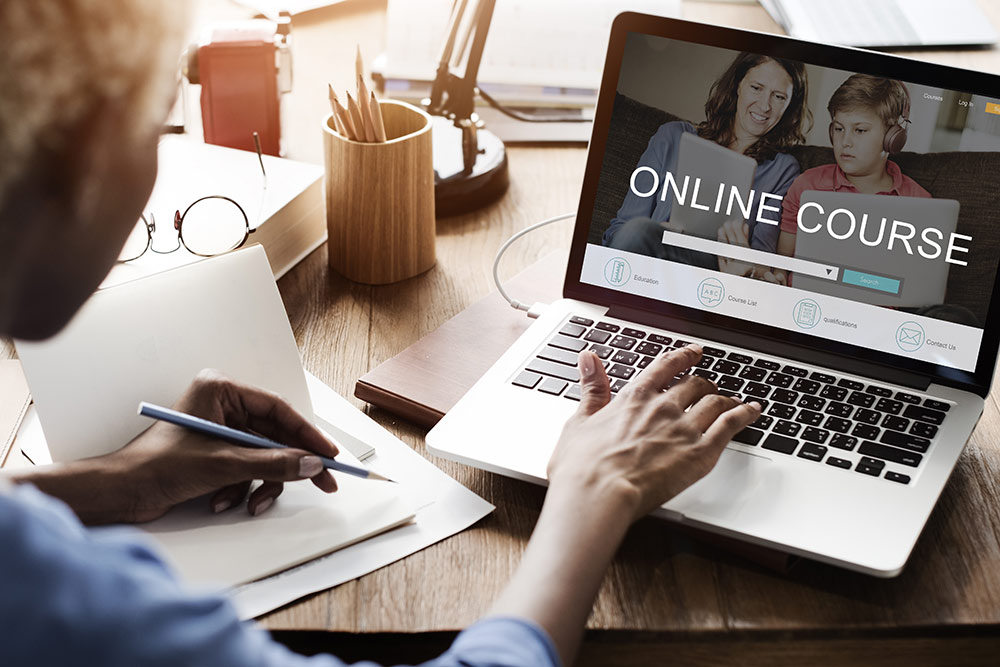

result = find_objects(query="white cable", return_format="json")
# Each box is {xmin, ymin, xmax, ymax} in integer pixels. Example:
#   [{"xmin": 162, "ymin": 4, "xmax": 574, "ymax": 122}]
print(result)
[{"xmin": 493, "ymin": 212, "xmax": 575, "ymax": 316}]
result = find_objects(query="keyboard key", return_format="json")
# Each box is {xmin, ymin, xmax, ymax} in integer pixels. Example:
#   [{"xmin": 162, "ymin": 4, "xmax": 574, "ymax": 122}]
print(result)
[
  {"xmin": 795, "ymin": 410, "xmax": 823, "ymax": 426},
  {"xmin": 692, "ymin": 369, "xmax": 719, "ymax": 381},
  {"xmin": 783, "ymin": 365, "xmax": 808, "ymax": 377},
  {"xmin": 732, "ymin": 427, "xmax": 764, "ymax": 446},
  {"xmin": 838, "ymin": 378, "xmax": 864, "ymax": 391},
  {"xmin": 648, "ymin": 334, "xmax": 672, "ymax": 346},
  {"xmin": 719, "ymin": 389, "xmax": 741, "ymax": 399},
  {"xmin": 743, "ymin": 396, "xmax": 769, "ymax": 411},
  {"xmin": 610, "ymin": 379, "xmax": 628, "ymax": 393},
  {"xmin": 924, "ymin": 399, "xmax": 950, "ymax": 412},
  {"xmin": 865, "ymin": 385, "xmax": 893, "ymax": 397},
  {"xmin": 564, "ymin": 384, "xmax": 583, "ymax": 401},
  {"xmin": 824, "ymin": 416, "xmax": 852, "ymax": 433},
  {"xmin": 621, "ymin": 327, "xmax": 646, "ymax": 339},
  {"xmin": 713, "ymin": 360, "xmax": 740, "ymax": 375},
  {"xmin": 762, "ymin": 433, "xmax": 799, "ymax": 454},
  {"xmin": 830, "ymin": 434, "xmax": 858, "ymax": 451},
  {"xmin": 718, "ymin": 376, "xmax": 745, "ymax": 391},
  {"xmin": 673, "ymin": 339, "xmax": 692, "ymax": 348},
  {"xmin": 595, "ymin": 322, "xmax": 620, "ymax": 332},
  {"xmin": 589, "ymin": 344, "xmax": 613, "ymax": 359},
  {"xmin": 895, "ymin": 392, "xmax": 921, "ymax": 404},
  {"xmin": 792, "ymin": 378, "xmax": 821, "ymax": 395},
  {"xmin": 879, "ymin": 429, "xmax": 930, "ymax": 453},
  {"xmin": 739, "ymin": 366, "xmax": 767, "ymax": 381},
  {"xmin": 569, "ymin": 316, "xmax": 594, "ymax": 327},
  {"xmin": 609, "ymin": 335, "xmax": 637, "ymax": 350},
  {"xmin": 855, "ymin": 408, "xmax": 881, "ymax": 425},
  {"xmin": 559, "ymin": 323, "xmax": 586, "ymax": 338},
  {"xmin": 856, "ymin": 459, "xmax": 884, "ymax": 477},
  {"xmin": 526, "ymin": 359, "xmax": 580, "ymax": 383},
  {"xmin": 694, "ymin": 356, "xmax": 714, "ymax": 369},
  {"xmin": 772, "ymin": 389, "xmax": 799, "ymax": 404},
  {"xmin": 851, "ymin": 423, "xmax": 880, "ymax": 440},
  {"xmin": 549, "ymin": 334, "xmax": 588, "ymax": 353},
  {"xmin": 755, "ymin": 359, "xmax": 781, "ymax": 371},
  {"xmin": 885, "ymin": 471, "xmax": 911, "ymax": 485},
  {"xmin": 847, "ymin": 391, "xmax": 876, "ymax": 408},
  {"xmin": 875, "ymin": 398, "xmax": 903, "ymax": 415},
  {"xmin": 826, "ymin": 456, "xmax": 852, "ymax": 469},
  {"xmin": 773, "ymin": 420, "xmax": 802, "ymax": 436},
  {"xmin": 768, "ymin": 403, "xmax": 796, "ymax": 419},
  {"xmin": 538, "ymin": 345, "xmax": 581, "ymax": 366},
  {"xmin": 637, "ymin": 356, "xmax": 654, "ymax": 369},
  {"xmin": 797, "ymin": 395, "xmax": 826, "ymax": 411},
  {"xmin": 752, "ymin": 414, "xmax": 774, "ymax": 429},
  {"xmin": 702, "ymin": 346, "xmax": 727, "ymax": 357},
  {"xmin": 824, "ymin": 401, "xmax": 853, "ymax": 418},
  {"xmin": 635, "ymin": 341, "xmax": 662, "ymax": 356},
  {"xmin": 910, "ymin": 421, "xmax": 937, "ymax": 439},
  {"xmin": 538, "ymin": 377, "xmax": 568, "ymax": 395},
  {"xmin": 881, "ymin": 415, "xmax": 909, "ymax": 432},
  {"xmin": 584, "ymin": 329, "xmax": 611, "ymax": 344},
  {"xmin": 728, "ymin": 352, "xmax": 753, "ymax": 364},
  {"xmin": 820, "ymin": 385, "xmax": 848, "ymax": 401},
  {"xmin": 903, "ymin": 404, "xmax": 946, "ymax": 426},
  {"xmin": 859, "ymin": 441, "xmax": 922, "ymax": 467},
  {"xmin": 810, "ymin": 372, "xmax": 836, "ymax": 384},
  {"xmin": 802, "ymin": 427, "xmax": 830, "ymax": 444},
  {"xmin": 744, "ymin": 382, "xmax": 771, "ymax": 398},
  {"xmin": 608, "ymin": 364, "xmax": 636, "ymax": 380},
  {"xmin": 512, "ymin": 370, "xmax": 542, "ymax": 389},
  {"xmin": 766, "ymin": 372, "xmax": 794, "ymax": 388},
  {"xmin": 798, "ymin": 442, "xmax": 827, "ymax": 461},
  {"xmin": 611, "ymin": 350, "xmax": 639, "ymax": 365}
]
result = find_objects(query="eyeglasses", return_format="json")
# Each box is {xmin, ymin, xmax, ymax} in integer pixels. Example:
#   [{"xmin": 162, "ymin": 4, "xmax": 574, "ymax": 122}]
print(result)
[{"xmin": 118, "ymin": 133, "xmax": 268, "ymax": 263}]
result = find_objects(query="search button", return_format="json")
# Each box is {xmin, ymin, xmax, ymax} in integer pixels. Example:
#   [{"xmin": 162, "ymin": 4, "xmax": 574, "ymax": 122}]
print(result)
[{"xmin": 842, "ymin": 269, "xmax": 900, "ymax": 295}]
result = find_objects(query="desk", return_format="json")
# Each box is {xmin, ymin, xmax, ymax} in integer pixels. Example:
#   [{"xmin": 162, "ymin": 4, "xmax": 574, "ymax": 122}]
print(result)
[{"xmin": 5, "ymin": 1, "xmax": 1000, "ymax": 664}]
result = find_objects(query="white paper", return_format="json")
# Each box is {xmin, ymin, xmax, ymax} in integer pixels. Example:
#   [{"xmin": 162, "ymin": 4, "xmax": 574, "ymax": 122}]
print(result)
[{"xmin": 227, "ymin": 372, "xmax": 494, "ymax": 619}]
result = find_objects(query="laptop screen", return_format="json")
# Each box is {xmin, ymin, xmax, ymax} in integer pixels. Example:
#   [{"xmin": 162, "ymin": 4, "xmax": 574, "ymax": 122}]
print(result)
[{"xmin": 577, "ymin": 27, "xmax": 1000, "ymax": 378}]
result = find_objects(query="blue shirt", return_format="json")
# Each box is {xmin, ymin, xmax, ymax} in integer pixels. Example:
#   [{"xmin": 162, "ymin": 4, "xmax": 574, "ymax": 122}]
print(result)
[
  {"xmin": 603, "ymin": 121, "xmax": 801, "ymax": 253},
  {"xmin": 0, "ymin": 482, "xmax": 560, "ymax": 667}
]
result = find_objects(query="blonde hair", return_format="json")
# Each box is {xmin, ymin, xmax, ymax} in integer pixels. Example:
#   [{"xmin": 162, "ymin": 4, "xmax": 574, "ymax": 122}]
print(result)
[{"xmin": 0, "ymin": 1, "xmax": 188, "ymax": 209}]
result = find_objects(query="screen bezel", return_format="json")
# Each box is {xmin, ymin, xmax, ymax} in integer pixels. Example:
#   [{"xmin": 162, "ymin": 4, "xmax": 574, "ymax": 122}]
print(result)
[{"xmin": 564, "ymin": 12, "xmax": 1000, "ymax": 397}]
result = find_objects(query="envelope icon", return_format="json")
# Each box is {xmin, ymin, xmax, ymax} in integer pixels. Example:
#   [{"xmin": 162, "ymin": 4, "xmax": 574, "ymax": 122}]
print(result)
[{"xmin": 898, "ymin": 327, "xmax": 922, "ymax": 345}]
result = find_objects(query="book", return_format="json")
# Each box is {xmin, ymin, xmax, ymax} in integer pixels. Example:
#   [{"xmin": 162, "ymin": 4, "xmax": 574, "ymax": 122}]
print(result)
[{"xmin": 102, "ymin": 136, "xmax": 325, "ymax": 288}]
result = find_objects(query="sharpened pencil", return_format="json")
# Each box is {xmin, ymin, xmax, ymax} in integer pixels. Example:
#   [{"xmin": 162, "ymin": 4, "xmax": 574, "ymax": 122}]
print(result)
[
  {"xmin": 370, "ymin": 91, "xmax": 387, "ymax": 142},
  {"xmin": 345, "ymin": 92, "xmax": 368, "ymax": 142}
]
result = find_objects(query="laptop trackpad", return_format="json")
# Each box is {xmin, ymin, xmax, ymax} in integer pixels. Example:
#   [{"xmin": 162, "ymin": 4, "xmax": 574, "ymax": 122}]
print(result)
[{"xmin": 667, "ymin": 447, "xmax": 777, "ymax": 520}]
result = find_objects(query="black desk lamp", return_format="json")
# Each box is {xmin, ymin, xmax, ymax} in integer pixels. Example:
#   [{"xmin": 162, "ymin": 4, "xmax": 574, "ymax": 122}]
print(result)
[{"xmin": 424, "ymin": 0, "xmax": 509, "ymax": 216}]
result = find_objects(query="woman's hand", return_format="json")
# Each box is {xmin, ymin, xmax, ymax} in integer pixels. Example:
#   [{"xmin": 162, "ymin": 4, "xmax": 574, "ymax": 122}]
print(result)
[
  {"xmin": 547, "ymin": 345, "xmax": 760, "ymax": 521},
  {"xmin": 9, "ymin": 370, "xmax": 339, "ymax": 524}
]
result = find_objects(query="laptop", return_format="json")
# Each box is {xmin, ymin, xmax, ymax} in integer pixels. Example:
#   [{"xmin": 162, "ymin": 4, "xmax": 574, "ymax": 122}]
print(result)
[
  {"xmin": 427, "ymin": 14, "xmax": 1000, "ymax": 577},
  {"xmin": 792, "ymin": 192, "xmax": 960, "ymax": 308},
  {"xmin": 671, "ymin": 132, "xmax": 756, "ymax": 240}
]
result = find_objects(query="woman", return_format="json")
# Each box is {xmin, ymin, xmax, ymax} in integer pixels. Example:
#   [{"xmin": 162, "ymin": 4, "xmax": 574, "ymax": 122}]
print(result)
[
  {"xmin": 605, "ymin": 52, "xmax": 812, "ymax": 277},
  {"xmin": 1, "ymin": 3, "xmax": 759, "ymax": 667}
]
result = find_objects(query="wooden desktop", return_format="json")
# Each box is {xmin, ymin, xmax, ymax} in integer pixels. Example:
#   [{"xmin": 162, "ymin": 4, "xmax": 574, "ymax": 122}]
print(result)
[{"xmin": 4, "ymin": 1, "xmax": 1000, "ymax": 664}]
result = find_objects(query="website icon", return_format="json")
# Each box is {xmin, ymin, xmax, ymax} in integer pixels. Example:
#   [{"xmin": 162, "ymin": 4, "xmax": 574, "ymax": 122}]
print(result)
[
  {"xmin": 793, "ymin": 298, "xmax": 821, "ymax": 329},
  {"xmin": 896, "ymin": 321, "xmax": 925, "ymax": 352},
  {"xmin": 697, "ymin": 277, "xmax": 725, "ymax": 307},
  {"xmin": 604, "ymin": 257, "xmax": 631, "ymax": 286}
]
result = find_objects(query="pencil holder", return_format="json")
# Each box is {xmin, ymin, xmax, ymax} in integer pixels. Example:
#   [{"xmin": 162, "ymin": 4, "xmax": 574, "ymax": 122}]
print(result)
[{"xmin": 322, "ymin": 100, "xmax": 436, "ymax": 284}]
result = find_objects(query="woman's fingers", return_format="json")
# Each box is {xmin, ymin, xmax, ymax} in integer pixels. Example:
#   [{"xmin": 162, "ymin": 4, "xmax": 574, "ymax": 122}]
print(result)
[
  {"xmin": 633, "ymin": 344, "xmax": 703, "ymax": 392},
  {"xmin": 575, "ymin": 351, "xmax": 611, "ymax": 417},
  {"xmin": 660, "ymin": 373, "xmax": 717, "ymax": 411},
  {"xmin": 686, "ymin": 393, "xmax": 756, "ymax": 433},
  {"xmin": 247, "ymin": 481, "xmax": 284, "ymax": 516},
  {"xmin": 701, "ymin": 401, "xmax": 761, "ymax": 452}
]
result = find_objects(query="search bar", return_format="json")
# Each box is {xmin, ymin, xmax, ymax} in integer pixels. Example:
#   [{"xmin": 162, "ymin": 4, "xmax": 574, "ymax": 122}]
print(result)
[{"xmin": 660, "ymin": 230, "xmax": 840, "ymax": 281}]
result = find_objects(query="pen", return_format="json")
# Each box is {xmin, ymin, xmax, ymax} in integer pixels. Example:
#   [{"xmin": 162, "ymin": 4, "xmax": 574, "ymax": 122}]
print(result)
[{"xmin": 138, "ymin": 402, "xmax": 394, "ymax": 482}]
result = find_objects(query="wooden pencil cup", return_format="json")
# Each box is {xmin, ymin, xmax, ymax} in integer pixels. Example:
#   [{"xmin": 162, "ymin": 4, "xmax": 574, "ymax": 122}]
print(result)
[{"xmin": 322, "ymin": 100, "xmax": 436, "ymax": 284}]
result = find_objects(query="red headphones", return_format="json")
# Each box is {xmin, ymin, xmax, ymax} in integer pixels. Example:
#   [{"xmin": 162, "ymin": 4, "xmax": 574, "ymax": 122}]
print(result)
[{"xmin": 828, "ymin": 81, "xmax": 911, "ymax": 154}]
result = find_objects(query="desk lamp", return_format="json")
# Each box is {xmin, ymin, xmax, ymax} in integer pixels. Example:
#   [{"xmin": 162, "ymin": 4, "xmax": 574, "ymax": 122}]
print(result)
[{"xmin": 424, "ymin": 0, "xmax": 509, "ymax": 216}]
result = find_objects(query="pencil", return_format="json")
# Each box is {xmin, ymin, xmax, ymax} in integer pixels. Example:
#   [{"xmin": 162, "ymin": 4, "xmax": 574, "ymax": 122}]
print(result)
[
  {"xmin": 356, "ymin": 44, "xmax": 365, "ymax": 87},
  {"xmin": 332, "ymin": 93, "xmax": 359, "ymax": 141},
  {"xmin": 328, "ymin": 84, "xmax": 348, "ymax": 137},
  {"xmin": 357, "ymin": 78, "xmax": 378, "ymax": 142},
  {"xmin": 138, "ymin": 402, "xmax": 395, "ymax": 482},
  {"xmin": 370, "ymin": 91, "xmax": 387, "ymax": 142},
  {"xmin": 346, "ymin": 92, "xmax": 370, "ymax": 143}
]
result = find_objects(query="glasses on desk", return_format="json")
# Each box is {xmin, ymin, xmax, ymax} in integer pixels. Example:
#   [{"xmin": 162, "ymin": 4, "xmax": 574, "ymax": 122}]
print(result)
[{"xmin": 118, "ymin": 133, "xmax": 268, "ymax": 262}]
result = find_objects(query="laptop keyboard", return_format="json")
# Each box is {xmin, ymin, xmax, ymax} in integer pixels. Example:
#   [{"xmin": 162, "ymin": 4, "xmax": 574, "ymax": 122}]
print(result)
[{"xmin": 511, "ymin": 315, "xmax": 954, "ymax": 486}]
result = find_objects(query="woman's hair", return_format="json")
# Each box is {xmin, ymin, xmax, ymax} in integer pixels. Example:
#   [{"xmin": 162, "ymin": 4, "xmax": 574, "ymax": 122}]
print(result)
[
  {"xmin": 0, "ymin": 1, "xmax": 188, "ymax": 210},
  {"xmin": 698, "ymin": 52, "xmax": 812, "ymax": 162},
  {"xmin": 827, "ymin": 74, "xmax": 909, "ymax": 128}
]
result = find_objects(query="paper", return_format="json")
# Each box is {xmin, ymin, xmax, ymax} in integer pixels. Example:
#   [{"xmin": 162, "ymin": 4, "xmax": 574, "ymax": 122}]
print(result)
[
  {"xmin": 15, "ymin": 247, "xmax": 312, "ymax": 463},
  {"xmin": 227, "ymin": 372, "xmax": 494, "ymax": 619},
  {"xmin": 141, "ymin": 442, "xmax": 414, "ymax": 589}
]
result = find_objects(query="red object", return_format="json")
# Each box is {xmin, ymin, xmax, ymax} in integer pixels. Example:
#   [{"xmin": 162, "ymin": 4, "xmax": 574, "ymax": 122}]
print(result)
[{"xmin": 198, "ymin": 31, "xmax": 281, "ymax": 156}]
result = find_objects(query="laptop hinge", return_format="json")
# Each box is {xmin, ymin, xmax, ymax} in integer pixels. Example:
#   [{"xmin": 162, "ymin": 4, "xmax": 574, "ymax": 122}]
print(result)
[{"xmin": 605, "ymin": 304, "xmax": 934, "ymax": 391}]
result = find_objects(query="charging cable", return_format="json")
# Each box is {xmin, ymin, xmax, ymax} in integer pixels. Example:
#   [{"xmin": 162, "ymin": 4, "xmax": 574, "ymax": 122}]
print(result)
[{"xmin": 493, "ymin": 212, "xmax": 576, "ymax": 318}]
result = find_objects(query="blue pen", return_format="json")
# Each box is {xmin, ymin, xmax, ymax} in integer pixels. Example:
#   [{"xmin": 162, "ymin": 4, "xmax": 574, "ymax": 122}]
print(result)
[{"xmin": 138, "ymin": 401, "xmax": 394, "ymax": 482}]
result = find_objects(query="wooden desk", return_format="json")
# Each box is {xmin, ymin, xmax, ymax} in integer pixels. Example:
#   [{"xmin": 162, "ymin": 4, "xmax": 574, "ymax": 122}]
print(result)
[{"xmin": 5, "ymin": 1, "xmax": 1000, "ymax": 664}]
